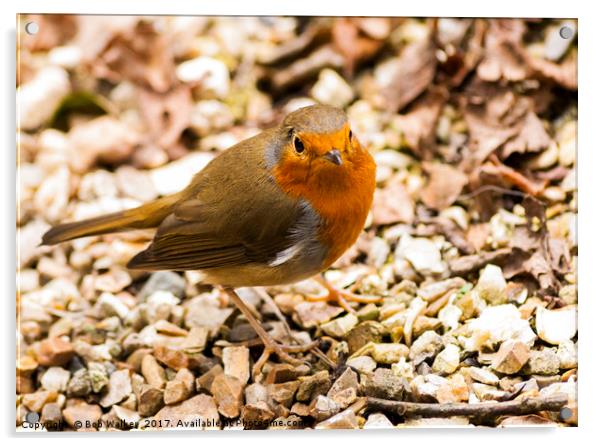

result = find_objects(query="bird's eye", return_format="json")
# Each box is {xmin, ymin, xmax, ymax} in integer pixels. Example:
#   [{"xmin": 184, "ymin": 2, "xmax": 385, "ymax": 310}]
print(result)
[
  {"xmin": 349, "ymin": 129, "xmax": 353, "ymax": 140},
  {"xmin": 293, "ymin": 136, "xmax": 305, "ymax": 154}
]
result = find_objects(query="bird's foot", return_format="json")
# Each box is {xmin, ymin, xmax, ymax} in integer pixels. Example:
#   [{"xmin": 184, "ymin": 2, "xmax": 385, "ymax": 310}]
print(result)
[
  {"xmin": 221, "ymin": 287, "xmax": 316, "ymax": 380},
  {"xmin": 305, "ymin": 275, "xmax": 383, "ymax": 314},
  {"xmin": 251, "ymin": 338, "xmax": 316, "ymax": 380}
]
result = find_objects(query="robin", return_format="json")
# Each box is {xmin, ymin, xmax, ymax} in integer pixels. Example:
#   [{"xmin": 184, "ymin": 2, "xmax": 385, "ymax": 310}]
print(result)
[{"xmin": 42, "ymin": 104, "xmax": 379, "ymax": 376}]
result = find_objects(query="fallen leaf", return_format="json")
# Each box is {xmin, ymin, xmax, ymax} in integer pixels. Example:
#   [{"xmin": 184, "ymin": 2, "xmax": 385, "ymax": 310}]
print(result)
[
  {"xmin": 439, "ymin": 19, "xmax": 487, "ymax": 87},
  {"xmin": 546, "ymin": 237, "xmax": 571, "ymax": 275},
  {"xmin": 466, "ymin": 161, "xmax": 546, "ymax": 220},
  {"xmin": 477, "ymin": 19, "xmax": 528, "ymax": 83},
  {"xmin": 74, "ymin": 15, "xmax": 139, "ymax": 61},
  {"xmin": 376, "ymin": 35, "xmax": 437, "ymax": 112},
  {"xmin": 396, "ymin": 87, "xmax": 448, "ymax": 157},
  {"xmin": 372, "ymin": 182, "xmax": 415, "ymax": 226},
  {"xmin": 510, "ymin": 226, "xmax": 541, "ymax": 252},
  {"xmin": 414, "ymin": 218, "xmax": 474, "ymax": 254},
  {"xmin": 461, "ymin": 87, "xmax": 533, "ymax": 171},
  {"xmin": 522, "ymin": 250, "xmax": 559, "ymax": 293},
  {"xmin": 527, "ymin": 51, "xmax": 577, "ymax": 90},
  {"xmin": 137, "ymin": 85, "xmax": 193, "ymax": 149},
  {"xmin": 332, "ymin": 18, "xmax": 389, "ymax": 74},
  {"xmin": 500, "ymin": 111, "xmax": 551, "ymax": 159},
  {"xmin": 534, "ymin": 165, "xmax": 570, "ymax": 182},
  {"xmin": 420, "ymin": 163, "xmax": 468, "ymax": 210},
  {"xmin": 486, "ymin": 157, "xmax": 546, "ymax": 196},
  {"xmin": 90, "ymin": 19, "xmax": 177, "ymax": 92}
]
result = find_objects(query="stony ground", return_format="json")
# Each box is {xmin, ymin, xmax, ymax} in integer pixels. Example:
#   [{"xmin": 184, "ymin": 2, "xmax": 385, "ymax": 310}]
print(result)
[{"xmin": 17, "ymin": 16, "xmax": 577, "ymax": 430}]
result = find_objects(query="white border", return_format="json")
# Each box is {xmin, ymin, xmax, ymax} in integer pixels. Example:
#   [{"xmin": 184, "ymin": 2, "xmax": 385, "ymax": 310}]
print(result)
[{"xmin": 3, "ymin": 0, "xmax": 600, "ymax": 443}]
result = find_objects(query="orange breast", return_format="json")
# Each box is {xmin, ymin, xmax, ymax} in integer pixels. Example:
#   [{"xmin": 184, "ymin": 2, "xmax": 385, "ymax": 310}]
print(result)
[{"xmin": 273, "ymin": 147, "xmax": 376, "ymax": 269}]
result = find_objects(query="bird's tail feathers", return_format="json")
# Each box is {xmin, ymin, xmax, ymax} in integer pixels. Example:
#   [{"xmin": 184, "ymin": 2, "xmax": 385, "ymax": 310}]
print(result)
[{"xmin": 41, "ymin": 194, "xmax": 180, "ymax": 245}]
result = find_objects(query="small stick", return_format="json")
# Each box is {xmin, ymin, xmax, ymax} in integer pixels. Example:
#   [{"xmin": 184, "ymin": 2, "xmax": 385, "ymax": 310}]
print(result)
[{"xmin": 366, "ymin": 394, "xmax": 568, "ymax": 418}]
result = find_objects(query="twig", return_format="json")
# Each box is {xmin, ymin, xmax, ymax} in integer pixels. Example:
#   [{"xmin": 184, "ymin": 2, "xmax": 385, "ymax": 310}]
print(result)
[
  {"xmin": 259, "ymin": 20, "xmax": 330, "ymax": 65},
  {"xmin": 270, "ymin": 45, "xmax": 344, "ymax": 92},
  {"xmin": 457, "ymin": 184, "xmax": 535, "ymax": 201},
  {"xmin": 366, "ymin": 394, "xmax": 568, "ymax": 418}
]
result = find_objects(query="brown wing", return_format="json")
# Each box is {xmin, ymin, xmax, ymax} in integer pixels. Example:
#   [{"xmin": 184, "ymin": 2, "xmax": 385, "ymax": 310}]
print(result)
[
  {"xmin": 127, "ymin": 130, "xmax": 308, "ymax": 271},
  {"xmin": 126, "ymin": 206, "xmax": 296, "ymax": 270}
]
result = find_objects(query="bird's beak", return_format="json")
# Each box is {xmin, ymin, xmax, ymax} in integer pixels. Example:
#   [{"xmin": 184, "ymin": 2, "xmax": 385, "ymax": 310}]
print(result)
[{"xmin": 323, "ymin": 149, "xmax": 343, "ymax": 166}]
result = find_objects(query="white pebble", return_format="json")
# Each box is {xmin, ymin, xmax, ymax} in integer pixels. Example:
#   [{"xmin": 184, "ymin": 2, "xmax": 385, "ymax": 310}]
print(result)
[
  {"xmin": 33, "ymin": 166, "xmax": 71, "ymax": 222},
  {"xmin": 176, "ymin": 56, "xmax": 230, "ymax": 98},
  {"xmin": 150, "ymin": 152, "xmax": 214, "ymax": 196},
  {"xmin": 557, "ymin": 340, "xmax": 577, "ymax": 369},
  {"xmin": 464, "ymin": 304, "xmax": 537, "ymax": 350},
  {"xmin": 475, "ymin": 264, "xmax": 507, "ymax": 305},
  {"xmin": 48, "ymin": 45, "xmax": 82, "ymax": 69},
  {"xmin": 18, "ymin": 66, "xmax": 70, "ymax": 130},
  {"xmin": 439, "ymin": 304, "xmax": 462, "ymax": 331},
  {"xmin": 396, "ymin": 234, "xmax": 445, "ymax": 275},
  {"xmin": 536, "ymin": 306, "xmax": 577, "ymax": 345},
  {"xmin": 310, "ymin": 69, "xmax": 354, "ymax": 108},
  {"xmin": 97, "ymin": 292, "xmax": 130, "ymax": 320},
  {"xmin": 432, "ymin": 344, "xmax": 460, "ymax": 374},
  {"xmin": 41, "ymin": 367, "xmax": 70, "ymax": 392}
]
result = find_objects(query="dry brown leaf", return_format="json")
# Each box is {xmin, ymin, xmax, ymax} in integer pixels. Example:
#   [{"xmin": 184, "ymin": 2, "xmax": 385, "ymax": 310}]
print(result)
[
  {"xmin": 74, "ymin": 15, "xmax": 139, "ymax": 61},
  {"xmin": 477, "ymin": 19, "xmax": 528, "ymax": 83},
  {"xmin": 500, "ymin": 199, "xmax": 564, "ymax": 293},
  {"xmin": 137, "ymin": 85, "xmax": 193, "ymax": 149},
  {"xmin": 414, "ymin": 217, "xmax": 474, "ymax": 254},
  {"xmin": 461, "ymin": 89, "xmax": 526, "ymax": 171},
  {"xmin": 332, "ymin": 18, "xmax": 389, "ymax": 74},
  {"xmin": 372, "ymin": 183, "xmax": 415, "ymax": 226},
  {"xmin": 534, "ymin": 165, "xmax": 570, "ymax": 182},
  {"xmin": 522, "ymin": 251, "xmax": 560, "ymax": 292},
  {"xmin": 90, "ymin": 19, "xmax": 176, "ymax": 92},
  {"xmin": 547, "ymin": 237, "xmax": 571, "ymax": 275},
  {"xmin": 528, "ymin": 51, "xmax": 577, "ymax": 91},
  {"xmin": 462, "ymin": 114, "xmax": 518, "ymax": 172},
  {"xmin": 437, "ymin": 19, "xmax": 486, "ymax": 87},
  {"xmin": 510, "ymin": 226, "xmax": 541, "ymax": 252},
  {"xmin": 502, "ymin": 240, "xmax": 562, "ymax": 294},
  {"xmin": 461, "ymin": 85, "xmax": 550, "ymax": 170},
  {"xmin": 487, "ymin": 157, "xmax": 546, "ymax": 196},
  {"xmin": 501, "ymin": 111, "xmax": 551, "ymax": 159},
  {"xmin": 420, "ymin": 163, "xmax": 468, "ymax": 211},
  {"xmin": 396, "ymin": 88, "xmax": 448, "ymax": 157},
  {"xmin": 479, "ymin": 161, "xmax": 545, "ymax": 194},
  {"xmin": 466, "ymin": 160, "xmax": 546, "ymax": 220},
  {"xmin": 377, "ymin": 36, "xmax": 437, "ymax": 112}
]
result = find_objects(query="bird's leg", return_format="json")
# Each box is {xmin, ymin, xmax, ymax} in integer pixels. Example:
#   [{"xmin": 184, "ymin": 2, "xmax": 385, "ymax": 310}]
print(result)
[
  {"xmin": 255, "ymin": 287, "xmax": 337, "ymax": 370},
  {"xmin": 221, "ymin": 287, "xmax": 315, "ymax": 379},
  {"xmin": 305, "ymin": 274, "xmax": 383, "ymax": 314}
]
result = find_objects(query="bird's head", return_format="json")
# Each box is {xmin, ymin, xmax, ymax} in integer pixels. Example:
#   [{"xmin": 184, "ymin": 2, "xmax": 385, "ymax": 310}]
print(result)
[{"xmin": 270, "ymin": 105, "xmax": 375, "ymax": 201}]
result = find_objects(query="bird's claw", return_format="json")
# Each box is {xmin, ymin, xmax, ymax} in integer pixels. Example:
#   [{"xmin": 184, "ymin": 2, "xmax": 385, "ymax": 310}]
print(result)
[
  {"xmin": 252, "ymin": 340, "xmax": 317, "ymax": 381},
  {"xmin": 306, "ymin": 277, "xmax": 382, "ymax": 314}
]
